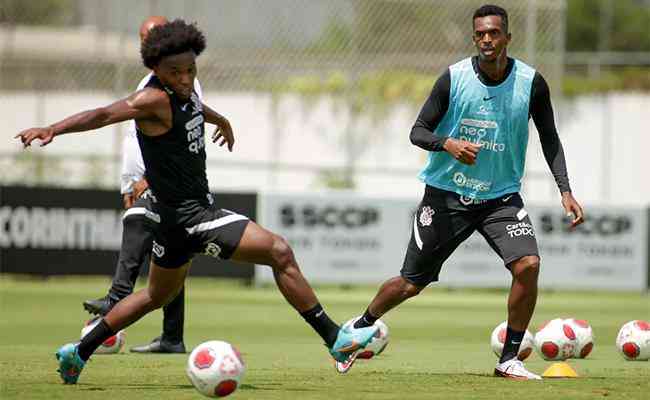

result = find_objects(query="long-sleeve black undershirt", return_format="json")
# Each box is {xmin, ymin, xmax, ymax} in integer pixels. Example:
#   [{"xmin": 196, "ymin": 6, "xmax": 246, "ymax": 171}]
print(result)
[{"xmin": 410, "ymin": 56, "xmax": 571, "ymax": 194}]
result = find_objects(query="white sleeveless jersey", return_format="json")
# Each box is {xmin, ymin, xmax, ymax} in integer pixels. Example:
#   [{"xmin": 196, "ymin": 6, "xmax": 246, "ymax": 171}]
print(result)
[{"xmin": 120, "ymin": 73, "xmax": 204, "ymax": 194}]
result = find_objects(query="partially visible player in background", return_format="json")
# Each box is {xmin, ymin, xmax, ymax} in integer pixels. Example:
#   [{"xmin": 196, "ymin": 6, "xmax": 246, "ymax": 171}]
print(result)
[
  {"xmin": 341, "ymin": 4, "xmax": 584, "ymax": 378},
  {"xmin": 16, "ymin": 19, "xmax": 379, "ymax": 385},
  {"xmin": 81, "ymin": 15, "xmax": 200, "ymax": 354}
]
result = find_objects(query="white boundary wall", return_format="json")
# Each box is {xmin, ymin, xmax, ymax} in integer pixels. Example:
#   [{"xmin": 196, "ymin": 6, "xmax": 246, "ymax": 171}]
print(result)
[
  {"xmin": 2, "ymin": 92, "xmax": 650, "ymax": 206},
  {"xmin": 255, "ymin": 192, "xmax": 649, "ymax": 291}
]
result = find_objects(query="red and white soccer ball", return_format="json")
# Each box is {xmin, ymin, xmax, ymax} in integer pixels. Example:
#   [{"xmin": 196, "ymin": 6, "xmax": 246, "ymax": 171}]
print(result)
[
  {"xmin": 616, "ymin": 320, "xmax": 650, "ymax": 361},
  {"xmin": 534, "ymin": 318, "xmax": 577, "ymax": 361},
  {"xmin": 564, "ymin": 318, "xmax": 594, "ymax": 359},
  {"xmin": 186, "ymin": 341, "xmax": 245, "ymax": 398},
  {"xmin": 80, "ymin": 318, "xmax": 126, "ymax": 354},
  {"xmin": 489, "ymin": 321, "xmax": 534, "ymax": 361},
  {"xmin": 343, "ymin": 316, "xmax": 390, "ymax": 359}
]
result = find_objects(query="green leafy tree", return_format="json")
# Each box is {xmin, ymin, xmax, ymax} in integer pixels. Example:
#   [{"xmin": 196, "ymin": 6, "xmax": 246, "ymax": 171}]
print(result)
[{"xmin": 567, "ymin": 0, "xmax": 650, "ymax": 51}]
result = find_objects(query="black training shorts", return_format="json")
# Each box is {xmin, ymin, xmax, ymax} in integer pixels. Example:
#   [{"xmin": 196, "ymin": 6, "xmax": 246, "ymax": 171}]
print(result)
[
  {"xmin": 147, "ymin": 196, "xmax": 249, "ymax": 269},
  {"xmin": 401, "ymin": 185, "xmax": 539, "ymax": 287}
]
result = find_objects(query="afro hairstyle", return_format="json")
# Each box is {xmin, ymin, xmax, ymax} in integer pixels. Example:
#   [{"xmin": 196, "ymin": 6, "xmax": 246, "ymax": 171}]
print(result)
[{"xmin": 141, "ymin": 19, "xmax": 206, "ymax": 69}]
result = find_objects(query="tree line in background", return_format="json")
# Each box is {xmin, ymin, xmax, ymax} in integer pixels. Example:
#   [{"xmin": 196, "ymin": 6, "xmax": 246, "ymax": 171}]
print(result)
[
  {"xmin": 2, "ymin": 0, "xmax": 650, "ymax": 94},
  {"xmin": 567, "ymin": 0, "xmax": 650, "ymax": 51},
  {"xmin": 4, "ymin": 0, "xmax": 650, "ymax": 51}
]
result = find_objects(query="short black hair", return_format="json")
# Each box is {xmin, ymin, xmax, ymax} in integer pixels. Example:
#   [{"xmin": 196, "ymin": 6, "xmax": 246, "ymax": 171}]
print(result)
[
  {"xmin": 473, "ymin": 4, "xmax": 508, "ymax": 33},
  {"xmin": 141, "ymin": 19, "xmax": 206, "ymax": 69}
]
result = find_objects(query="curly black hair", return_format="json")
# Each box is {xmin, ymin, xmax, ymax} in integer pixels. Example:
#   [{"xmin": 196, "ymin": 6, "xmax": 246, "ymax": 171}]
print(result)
[
  {"xmin": 473, "ymin": 4, "xmax": 508, "ymax": 33},
  {"xmin": 140, "ymin": 19, "xmax": 206, "ymax": 69}
]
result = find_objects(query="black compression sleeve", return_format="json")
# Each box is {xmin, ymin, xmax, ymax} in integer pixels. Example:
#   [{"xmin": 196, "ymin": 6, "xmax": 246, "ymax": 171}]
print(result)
[
  {"xmin": 530, "ymin": 72, "xmax": 572, "ymax": 193},
  {"xmin": 410, "ymin": 69, "xmax": 451, "ymax": 151}
]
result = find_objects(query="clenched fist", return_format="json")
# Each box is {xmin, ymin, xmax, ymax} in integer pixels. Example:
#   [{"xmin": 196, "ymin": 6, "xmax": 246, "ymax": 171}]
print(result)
[{"xmin": 443, "ymin": 138, "xmax": 482, "ymax": 165}]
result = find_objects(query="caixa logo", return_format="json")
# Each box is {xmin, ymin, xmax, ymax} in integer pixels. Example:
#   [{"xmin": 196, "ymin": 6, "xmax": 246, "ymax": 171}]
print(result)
[
  {"xmin": 539, "ymin": 213, "xmax": 632, "ymax": 236},
  {"xmin": 280, "ymin": 204, "xmax": 379, "ymax": 229}
]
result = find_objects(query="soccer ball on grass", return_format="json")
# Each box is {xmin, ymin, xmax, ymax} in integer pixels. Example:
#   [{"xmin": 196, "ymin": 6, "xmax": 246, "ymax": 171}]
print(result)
[
  {"xmin": 616, "ymin": 320, "xmax": 650, "ymax": 361},
  {"xmin": 534, "ymin": 318, "xmax": 577, "ymax": 361},
  {"xmin": 489, "ymin": 321, "xmax": 534, "ymax": 361},
  {"xmin": 564, "ymin": 318, "xmax": 594, "ymax": 358},
  {"xmin": 80, "ymin": 318, "xmax": 126, "ymax": 354},
  {"xmin": 186, "ymin": 340, "xmax": 245, "ymax": 397}
]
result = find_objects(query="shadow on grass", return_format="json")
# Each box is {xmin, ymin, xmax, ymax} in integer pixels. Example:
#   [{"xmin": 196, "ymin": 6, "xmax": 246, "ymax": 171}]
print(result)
[
  {"xmin": 78, "ymin": 382, "xmax": 314, "ymax": 393},
  {"xmin": 364, "ymin": 370, "xmax": 493, "ymax": 378},
  {"xmin": 239, "ymin": 383, "xmax": 318, "ymax": 392},
  {"xmin": 78, "ymin": 383, "xmax": 194, "ymax": 391},
  {"xmin": 73, "ymin": 373, "xmax": 617, "ymax": 394},
  {"xmin": 78, "ymin": 383, "xmax": 276, "ymax": 392}
]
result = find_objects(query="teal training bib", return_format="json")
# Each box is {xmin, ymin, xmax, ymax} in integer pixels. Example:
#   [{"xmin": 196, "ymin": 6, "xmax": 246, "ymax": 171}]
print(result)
[{"xmin": 418, "ymin": 58, "xmax": 535, "ymax": 199}]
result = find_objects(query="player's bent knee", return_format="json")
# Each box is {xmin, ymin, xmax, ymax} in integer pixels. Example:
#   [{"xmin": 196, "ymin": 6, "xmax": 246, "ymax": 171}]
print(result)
[
  {"xmin": 511, "ymin": 255, "xmax": 540, "ymax": 278},
  {"xmin": 270, "ymin": 235, "xmax": 296, "ymax": 269},
  {"xmin": 401, "ymin": 279, "xmax": 423, "ymax": 299}
]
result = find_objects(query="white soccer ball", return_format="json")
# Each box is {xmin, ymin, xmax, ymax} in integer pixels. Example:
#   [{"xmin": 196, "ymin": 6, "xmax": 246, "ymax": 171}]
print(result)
[
  {"xmin": 489, "ymin": 321, "xmax": 534, "ymax": 361},
  {"xmin": 186, "ymin": 340, "xmax": 245, "ymax": 397},
  {"xmin": 616, "ymin": 320, "xmax": 650, "ymax": 361},
  {"xmin": 342, "ymin": 316, "xmax": 389, "ymax": 359},
  {"xmin": 534, "ymin": 318, "xmax": 577, "ymax": 361},
  {"xmin": 564, "ymin": 318, "xmax": 594, "ymax": 359},
  {"xmin": 80, "ymin": 318, "xmax": 126, "ymax": 354}
]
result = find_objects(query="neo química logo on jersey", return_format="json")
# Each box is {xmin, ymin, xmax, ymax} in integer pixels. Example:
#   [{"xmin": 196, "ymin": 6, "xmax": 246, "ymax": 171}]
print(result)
[
  {"xmin": 458, "ymin": 118, "xmax": 505, "ymax": 152},
  {"xmin": 186, "ymin": 114, "xmax": 205, "ymax": 154}
]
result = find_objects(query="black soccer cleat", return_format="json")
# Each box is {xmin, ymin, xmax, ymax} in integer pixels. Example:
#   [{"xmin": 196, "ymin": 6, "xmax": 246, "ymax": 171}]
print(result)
[
  {"xmin": 82, "ymin": 295, "xmax": 115, "ymax": 316},
  {"xmin": 130, "ymin": 336, "xmax": 186, "ymax": 354}
]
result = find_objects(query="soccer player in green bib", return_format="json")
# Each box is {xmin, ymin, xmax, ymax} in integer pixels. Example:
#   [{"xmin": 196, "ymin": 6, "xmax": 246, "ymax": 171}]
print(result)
[{"xmin": 338, "ymin": 4, "xmax": 584, "ymax": 379}]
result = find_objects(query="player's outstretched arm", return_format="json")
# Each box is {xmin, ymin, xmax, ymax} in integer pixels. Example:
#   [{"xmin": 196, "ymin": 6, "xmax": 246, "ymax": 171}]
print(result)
[
  {"xmin": 202, "ymin": 102, "xmax": 234, "ymax": 152},
  {"xmin": 15, "ymin": 88, "xmax": 166, "ymax": 148}
]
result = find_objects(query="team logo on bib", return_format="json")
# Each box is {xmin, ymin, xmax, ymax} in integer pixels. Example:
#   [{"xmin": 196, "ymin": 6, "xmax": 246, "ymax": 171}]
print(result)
[
  {"xmin": 419, "ymin": 206, "xmax": 435, "ymax": 227},
  {"xmin": 203, "ymin": 242, "xmax": 222, "ymax": 258}
]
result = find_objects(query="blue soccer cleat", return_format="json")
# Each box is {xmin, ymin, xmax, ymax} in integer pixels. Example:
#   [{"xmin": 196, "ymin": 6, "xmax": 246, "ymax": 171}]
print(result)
[
  {"xmin": 55, "ymin": 343, "xmax": 86, "ymax": 384},
  {"xmin": 329, "ymin": 325, "xmax": 378, "ymax": 364}
]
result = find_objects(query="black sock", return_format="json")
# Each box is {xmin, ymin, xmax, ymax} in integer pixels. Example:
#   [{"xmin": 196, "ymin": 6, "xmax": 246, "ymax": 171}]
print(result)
[
  {"xmin": 78, "ymin": 319, "xmax": 115, "ymax": 361},
  {"xmin": 299, "ymin": 303, "xmax": 340, "ymax": 348},
  {"xmin": 499, "ymin": 326, "xmax": 525, "ymax": 363},
  {"xmin": 353, "ymin": 309, "xmax": 379, "ymax": 329}
]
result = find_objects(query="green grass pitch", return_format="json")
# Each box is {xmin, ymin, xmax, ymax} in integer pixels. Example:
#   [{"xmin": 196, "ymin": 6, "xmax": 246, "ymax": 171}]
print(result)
[{"xmin": 1, "ymin": 275, "xmax": 648, "ymax": 399}]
